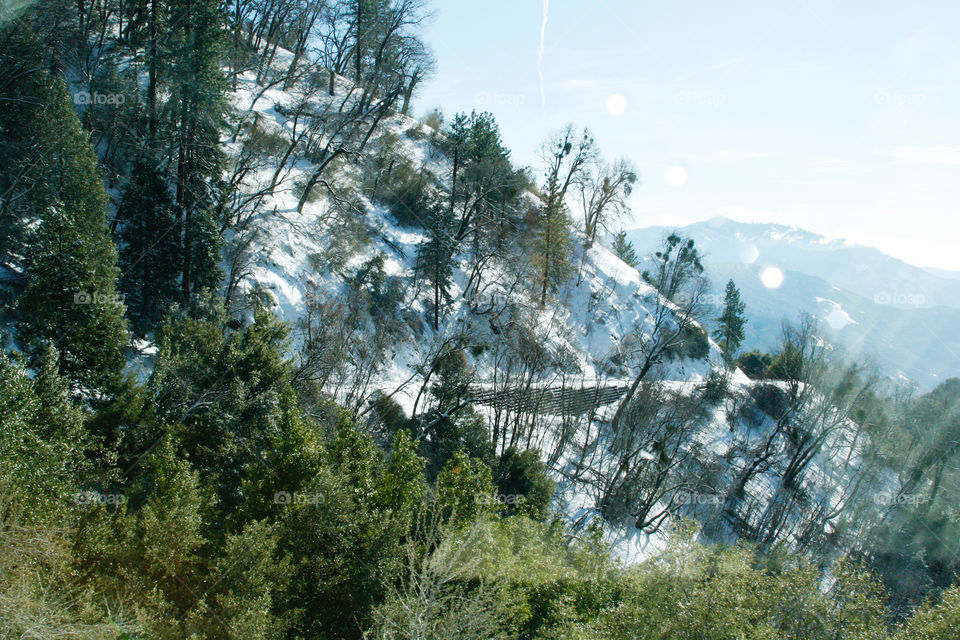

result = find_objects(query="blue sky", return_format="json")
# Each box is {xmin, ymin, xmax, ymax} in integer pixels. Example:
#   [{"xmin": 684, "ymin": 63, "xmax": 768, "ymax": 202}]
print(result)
[{"xmin": 415, "ymin": 0, "xmax": 960, "ymax": 270}]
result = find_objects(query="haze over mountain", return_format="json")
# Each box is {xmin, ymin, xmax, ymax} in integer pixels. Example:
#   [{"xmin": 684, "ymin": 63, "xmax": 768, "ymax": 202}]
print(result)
[{"xmin": 628, "ymin": 217, "xmax": 960, "ymax": 389}]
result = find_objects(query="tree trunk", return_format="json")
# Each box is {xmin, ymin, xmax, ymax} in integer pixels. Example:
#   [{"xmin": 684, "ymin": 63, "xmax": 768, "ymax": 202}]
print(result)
[{"xmin": 147, "ymin": 0, "xmax": 158, "ymax": 146}]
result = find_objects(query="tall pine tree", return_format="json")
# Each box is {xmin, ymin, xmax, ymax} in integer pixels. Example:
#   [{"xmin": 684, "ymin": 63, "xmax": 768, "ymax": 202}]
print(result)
[
  {"xmin": 417, "ymin": 200, "xmax": 456, "ymax": 330},
  {"xmin": 167, "ymin": 0, "xmax": 226, "ymax": 301},
  {"xmin": 116, "ymin": 156, "xmax": 182, "ymax": 334},
  {"xmin": 714, "ymin": 279, "xmax": 747, "ymax": 358},
  {"xmin": 3, "ymin": 34, "xmax": 127, "ymax": 394}
]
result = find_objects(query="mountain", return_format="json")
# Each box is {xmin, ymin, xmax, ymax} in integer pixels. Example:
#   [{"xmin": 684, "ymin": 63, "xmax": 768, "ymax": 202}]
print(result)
[
  {"xmin": 627, "ymin": 217, "xmax": 960, "ymax": 389},
  {"xmin": 924, "ymin": 266, "xmax": 960, "ymax": 282}
]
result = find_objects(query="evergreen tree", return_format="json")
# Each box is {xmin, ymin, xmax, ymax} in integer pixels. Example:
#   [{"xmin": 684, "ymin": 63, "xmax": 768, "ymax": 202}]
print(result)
[
  {"xmin": 439, "ymin": 111, "xmax": 527, "ymax": 298},
  {"xmin": 436, "ymin": 449, "xmax": 495, "ymax": 525},
  {"xmin": 417, "ymin": 199, "xmax": 456, "ymax": 329},
  {"xmin": 494, "ymin": 446, "xmax": 555, "ymax": 520},
  {"xmin": 167, "ymin": 0, "xmax": 226, "ymax": 301},
  {"xmin": 149, "ymin": 306, "xmax": 301, "ymax": 518},
  {"xmin": 531, "ymin": 203, "xmax": 575, "ymax": 304},
  {"xmin": 611, "ymin": 229, "xmax": 639, "ymax": 268},
  {"xmin": 116, "ymin": 156, "xmax": 181, "ymax": 334},
  {"xmin": 417, "ymin": 349, "xmax": 492, "ymax": 478},
  {"xmin": 714, "ymin": 279, "xmax": 746, "ymax": 357},
  {"xmin": 0, "ymin": 348, "xmax": 88, "ymax": 522},
  {"xmin": 736, "ymin": 350, "xmax": 773, "ymax": 379},
  {"xmin": 534, "ymin": 126, "xmax": 594, "ymax": 304},
  {"xmin": 8, "ymin": 62, "xmax": 127, "ymax": 393}
]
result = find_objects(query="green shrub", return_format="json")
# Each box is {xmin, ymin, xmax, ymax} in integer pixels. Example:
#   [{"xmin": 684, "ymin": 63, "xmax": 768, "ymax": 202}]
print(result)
[
  {"xmin": 737, "ymin": 350, "xmax": 774, "ymax": 379},
  {"xmin": 495, "ymin": 447, "xmax": 556, "ymax": 521},
  {"xmin": 663, "ymin": 323, "xmax": 710, "ymax": 361},
  {"xmin": 751, "ymin": 383, "xmax": 789, "ymax": 420},
  {"xmin": 701, "ymin": 368, "xmax": 729, "ymax": 405}
]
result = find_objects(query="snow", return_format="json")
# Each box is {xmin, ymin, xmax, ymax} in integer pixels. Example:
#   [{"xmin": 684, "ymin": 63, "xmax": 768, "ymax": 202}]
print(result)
[{"xmin": 121, "ymin": 45, "xmax": 880, "ymax": 565}]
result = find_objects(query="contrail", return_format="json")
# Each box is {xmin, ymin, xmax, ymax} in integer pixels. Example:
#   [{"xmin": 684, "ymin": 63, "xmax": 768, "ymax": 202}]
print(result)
[{"xmin": 538, "ymin": 0, "xmax": 549, "ymax": 113}]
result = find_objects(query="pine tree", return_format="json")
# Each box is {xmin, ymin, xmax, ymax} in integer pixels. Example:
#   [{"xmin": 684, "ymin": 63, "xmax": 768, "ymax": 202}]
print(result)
[
  {"xmin": 531, "ymin": 204, "xmax": 575, "ymax": 304},
  {"xmin": 534, "ymin": 126, "xmax": 594, "ymax": 304},
  {"xmin": 116, "ymin": 157, "xmax": 182, "ymax": 334},
  {"xmin": 714, "ymin": 279, "xmax": 746, "ymax": 357},
  {"xmin": 417, "ymin": 200, "xmax": 456, "ymax": 330},
  {"xmin": 0, "ymin": 348, "xmax": 88, "ymax": 521},
  {"xmin": 611, "ymin": 230, "xmax": 639, "ymax": 268},
  {"xmin": 10, "ymin": 65, "xmax": 128, "ymax": 394},
  {"xmin": 167, "ymin": 0, "xmax": 226, "ymax": 301}
]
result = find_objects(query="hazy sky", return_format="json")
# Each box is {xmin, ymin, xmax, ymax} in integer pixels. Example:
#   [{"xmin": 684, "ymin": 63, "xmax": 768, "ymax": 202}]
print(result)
[{"xmin": 416, "ymin": 0, "xmax": 960, "ymax": 270}]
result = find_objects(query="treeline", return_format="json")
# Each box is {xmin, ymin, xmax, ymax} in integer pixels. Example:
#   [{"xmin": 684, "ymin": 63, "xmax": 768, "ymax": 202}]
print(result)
[{"xmin": 3, "ymin": 312, "xmax": 960, "ymax": 638}]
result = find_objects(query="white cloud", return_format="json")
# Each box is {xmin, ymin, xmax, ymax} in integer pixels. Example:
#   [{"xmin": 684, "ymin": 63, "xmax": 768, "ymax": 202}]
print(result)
[
  {"xmin": 699, "ymin": 149, "xmax": 777, "ymax": 163},
  {"xmin": 889, "ymin": 146, "xmax": 960, "ymax": 165}
]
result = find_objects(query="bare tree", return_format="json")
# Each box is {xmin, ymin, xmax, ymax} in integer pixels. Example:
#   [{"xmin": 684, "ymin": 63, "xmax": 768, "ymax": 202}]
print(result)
[
  {"xmin": 609, "ymin": 233, "xmax": 708, "ymax": 432},
  {"xmin": 575, "ymin": 156, "xmax": 637, "ymax": 249},
  {"xmin": 588, "ymin": 382, "xmax": 713, "ymax": 533}
]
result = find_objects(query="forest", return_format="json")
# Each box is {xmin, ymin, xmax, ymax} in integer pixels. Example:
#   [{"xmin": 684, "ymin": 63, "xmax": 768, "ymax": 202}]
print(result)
[{"xmin": 1, "ymin": 1, "xmax": 959, "ymax": 638}]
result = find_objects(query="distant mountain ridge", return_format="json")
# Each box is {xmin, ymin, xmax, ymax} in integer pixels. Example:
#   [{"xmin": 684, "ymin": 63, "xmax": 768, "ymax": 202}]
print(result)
[{"xmin": 627, "ymin": 217, "xmax": 960, "ymax": 389}]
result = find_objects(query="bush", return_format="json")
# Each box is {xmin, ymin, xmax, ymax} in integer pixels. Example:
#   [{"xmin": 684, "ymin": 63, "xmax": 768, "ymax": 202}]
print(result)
[
  {"xmin": 766, "ymin": 343, "xmax": 803, "ymax": 381},
  {"xmin": 751, "ymin": 383, "xmax": 789, "ymax": 420},
  {"xmin": 495, "ymin": 447, "xmax": 556, "ymax": 521},
  {"xmin": 366, "ymin": 152, "xmax": 437, "ymax": 228},
  {"xmin": 701, "ymin": 369, "xmax": 729, "ymax": 405},
  {"xmin": 663, "ymin": 323, "xmax": 710, "ymax": 361},
  {"xmin": 367, "ymin": 392, "xmax": 410, "ymax": 443},
  {"xmin": 557, "ymin": 534, "xmax": 887, "ymax": 640},
  {"xmin": 898, "ymin": 586, "xmax": 960, "ymax": 640},
  {"xmin": 736, "ymin": 350, "xmax": 773, "ymax": 379}
]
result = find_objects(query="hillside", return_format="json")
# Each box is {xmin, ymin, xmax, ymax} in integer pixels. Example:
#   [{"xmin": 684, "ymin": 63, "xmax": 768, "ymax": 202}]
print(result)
[{"xmin": 1, "ymin": 2, "xmax": 959, "ymax": 639}]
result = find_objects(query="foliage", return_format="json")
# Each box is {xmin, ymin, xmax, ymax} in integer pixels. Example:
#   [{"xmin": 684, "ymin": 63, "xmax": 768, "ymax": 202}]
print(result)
[
  {"xmin": 701, "ymin": 368, "xmax": 729, "ymax": 405},
  {"xmin": 0, "ymin": 349, "xmax": 88, "ymax": 523},
  {"xmin": 737, "ymin": 350, "xmax": 774, "ymax": 379},
  {"xmin": 663, "ymin": 322, "xmax": 710, "ymax": 360},
  {"xmin": 417, "ymin": 349, "xmax": 494, "ymax": 476},
  {"xmin": 641, "ymin": 233, "xmax": 704, "ymax": 300},
  {"xmin": 1, "ymin": 2, "xmax": 957, "ymax": 638},
  {"xmin": 897, "ymin": 586, "xmax": 960, "ymax": 640},
  {"xmin": 6, "ymin": 55, "xmax": 128, "ymax": 394},
  {"xmin": 116, "ymin": 156, "xmax": 182, "ymax": 334},
  {"xmin": 436, "ymin": 450, "xmax": 496, "ymax": 525},
  {"xmin": 610, "ymin": 230, "xmax": 639, "ymax": 268},
  {"xmin": 495, "ymin": 447, "xmax": 556, "ymax": 520}
]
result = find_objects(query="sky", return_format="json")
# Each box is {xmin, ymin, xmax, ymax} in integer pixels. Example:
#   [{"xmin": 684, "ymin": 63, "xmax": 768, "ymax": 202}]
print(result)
[{"xmin": 415, "ymin": 0, "xmax": 960, "ymax": 270}]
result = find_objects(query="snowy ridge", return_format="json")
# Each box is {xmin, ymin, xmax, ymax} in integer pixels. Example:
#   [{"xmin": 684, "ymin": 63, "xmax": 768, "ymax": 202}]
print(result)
[{"xmin": 218, "ymin": 48, "xmax": 877, "ymax": 564}]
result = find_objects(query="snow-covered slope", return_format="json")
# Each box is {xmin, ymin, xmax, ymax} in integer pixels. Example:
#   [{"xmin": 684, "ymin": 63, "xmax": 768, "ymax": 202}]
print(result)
[{"xmin": 209, "ymin": 51, "xmax": 888, "ymax": 564}]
